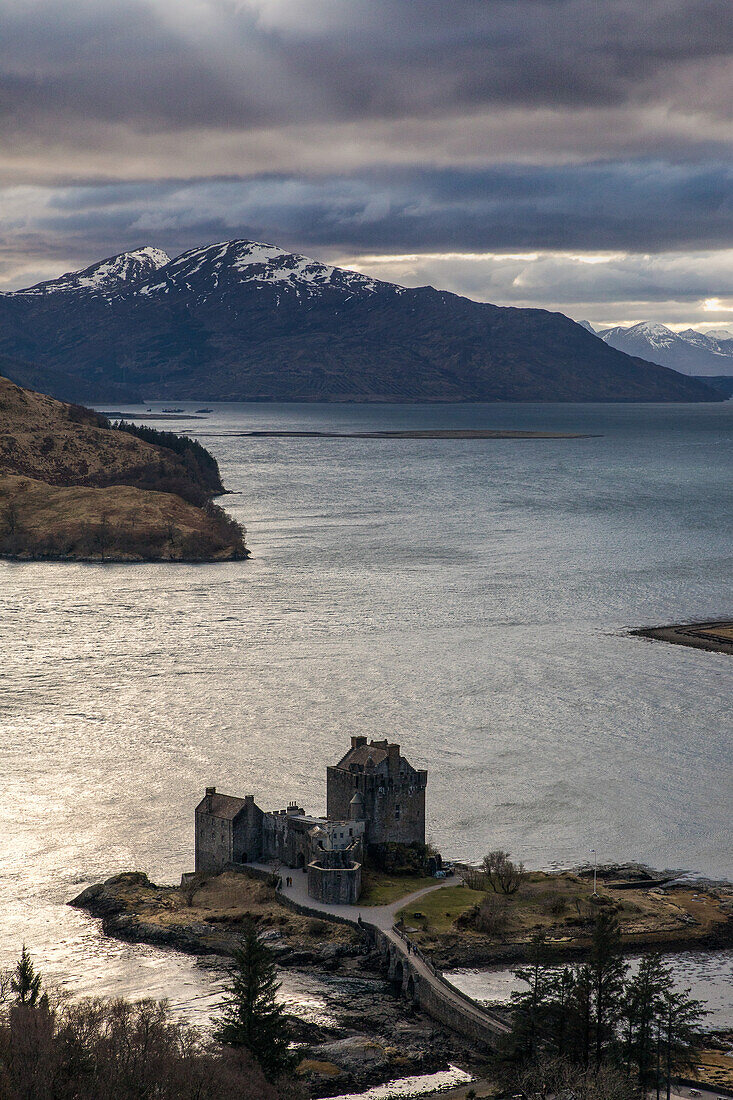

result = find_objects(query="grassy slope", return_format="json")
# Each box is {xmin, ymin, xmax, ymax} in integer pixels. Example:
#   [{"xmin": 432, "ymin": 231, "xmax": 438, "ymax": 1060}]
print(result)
[
  {"xmin": 0, "ymin": 375, "xmax": 247, "ymax": 562},
  {"xmin": 359, "ymin": 872, "xmax": 438, "ymax": 906},
  {"xmin": 396, "ymin": 872, "xmax": 732, "ymax": 961}
]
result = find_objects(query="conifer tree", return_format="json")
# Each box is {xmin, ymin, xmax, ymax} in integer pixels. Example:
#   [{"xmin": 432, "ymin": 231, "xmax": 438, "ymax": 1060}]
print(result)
[
  {"xmin": 660, "ymin": 986, "xmax": 706, "ymax": 1100},
  {"xmin": 622, "ymin": 953, "xmax": 668, "ymax": 1088},
  {"xmin": 11, "ymin": 945, "xmax": 43, "ymax": 1006},
  {"xmin": 508, "ymin": 933, "xmax": 555, "ymax": 1061},
  {"xmin": 566, "ymin": 962, "xmax": 594, "ymax": 1067},
  {"xmin": 214, "ymin": 922, "xmax": 292, "ymax": 1080},
  {"xmin": 588, "ymin": 909, "xmax": 627, "ymax": 1066}
]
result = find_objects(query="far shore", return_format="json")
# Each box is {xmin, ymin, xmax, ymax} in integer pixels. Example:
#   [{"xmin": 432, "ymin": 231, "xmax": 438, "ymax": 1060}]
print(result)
[
  {"xmin": 633, "ymin": 620, "xmax": 733, "ymax": 656},
  {"xmin": 199, "ymin": 428, "xmax": 595, "ymax": 439}
]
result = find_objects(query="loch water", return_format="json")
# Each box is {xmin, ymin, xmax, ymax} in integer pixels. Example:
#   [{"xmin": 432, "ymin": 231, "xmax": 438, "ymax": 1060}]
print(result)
[{"xmin": 0, "ymin": 400, "xmax": 731, "ymax": 1020}]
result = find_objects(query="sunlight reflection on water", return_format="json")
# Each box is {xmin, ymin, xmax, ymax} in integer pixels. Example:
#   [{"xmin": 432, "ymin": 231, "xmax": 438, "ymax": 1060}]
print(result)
[{"xmin": 0, "ymin": 400, "xmax": 731, "ymax": 1022}]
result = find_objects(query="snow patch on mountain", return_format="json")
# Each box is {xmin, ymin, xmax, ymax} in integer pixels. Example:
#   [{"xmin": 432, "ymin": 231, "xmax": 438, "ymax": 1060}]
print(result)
[
  {"xmin": 139, "ymin": 240, "xmax": 385, "ymax": 300},
  {"xmin": 14, "ymin": 247, "xmax": 170, "ymax": 296}
]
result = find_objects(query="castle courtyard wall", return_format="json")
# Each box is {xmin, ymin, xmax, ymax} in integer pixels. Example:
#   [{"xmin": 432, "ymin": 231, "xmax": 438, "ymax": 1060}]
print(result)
[{"xmin": 307, "ymin": 861, "xmax": 361, "ymax": 905}]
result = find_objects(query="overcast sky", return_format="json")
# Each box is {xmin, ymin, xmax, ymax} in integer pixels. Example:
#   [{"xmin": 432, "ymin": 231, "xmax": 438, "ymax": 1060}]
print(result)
[{"xmin": 1, "ymin": 0, "xmax": 731, "ymax": 328}]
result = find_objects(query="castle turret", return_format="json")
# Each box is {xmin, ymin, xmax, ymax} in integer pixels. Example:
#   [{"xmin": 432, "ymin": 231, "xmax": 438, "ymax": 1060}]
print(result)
[{"xmin": 349, "ymin": 789, "xmax": 365, "ymax": 821}]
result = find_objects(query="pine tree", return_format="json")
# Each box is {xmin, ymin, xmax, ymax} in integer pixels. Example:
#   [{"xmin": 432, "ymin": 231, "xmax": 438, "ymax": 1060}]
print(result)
[
  {"xmin": 588, "ymin": 909, "xmax": 627, "ymax": 1066},
  {"xmin": 660, "ymin": 986, "xmax": 706, "ymax": 1100},
  {"xmin": 566, "ymin": 962, "xmax": 594, "ymax": 1067},
  {"xmin": 11, "ymin": 945, "xmax": 43, "ymax": 1006},
  {"xmin": 622, "ymin": 954, "xmax": 669, "ymax": 1088},
  {"xmin": 545, "ymin": 966, "xmax": 575, "ymax": 1058},
  {"xmin": 508, "ymin": 933, "xmax": 555, "ymax": 1061},
  {"xmin": 214, "ymin": 922, "xmax": 292, "ymax": 1080}
]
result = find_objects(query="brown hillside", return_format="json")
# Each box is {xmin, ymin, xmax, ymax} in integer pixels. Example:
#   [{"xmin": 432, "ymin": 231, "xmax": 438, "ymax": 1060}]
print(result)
[
  {"xmin": 0, "ymin": 375, "xmax": 195, "ymax": 489},
  {"xmin": 0, "ymin": 376, "xmax": 247, "ymax": 563}
]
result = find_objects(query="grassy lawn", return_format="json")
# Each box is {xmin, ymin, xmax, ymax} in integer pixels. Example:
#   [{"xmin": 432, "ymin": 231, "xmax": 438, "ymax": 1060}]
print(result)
[
  {"xmin": 397, "ymin": 884, "xmax": 486, "ymax": 931},
  {"xmin": 358, "ymin": 871, "xmax": 439, "ymax": 906}
]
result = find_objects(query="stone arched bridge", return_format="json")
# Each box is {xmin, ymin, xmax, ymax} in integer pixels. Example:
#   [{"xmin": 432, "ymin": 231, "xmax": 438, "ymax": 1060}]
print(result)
[
  {"xmin": 368, "ymin": 921, "xmax": 510, "ymax": 1050},
  {"xmin": 249, "ymin": 863, "xmax": 511, "ymax": 1050}
]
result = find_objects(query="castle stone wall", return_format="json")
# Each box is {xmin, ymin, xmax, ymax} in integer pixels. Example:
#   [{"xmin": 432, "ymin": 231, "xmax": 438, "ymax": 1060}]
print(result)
[
  {"xmin": 326, "ymin": 749, "xmax": 427, "ymax": 847},
  {"xmin": 307, "ymin": 860, "xmax": 361, "ymax": 905},
  {"xmin": 232, "ymin": 798, "xmax": 264, "ymax": 863},
  {"xmin": 195, "ymin": 813, "xmax": 232, "ymax": 873}
]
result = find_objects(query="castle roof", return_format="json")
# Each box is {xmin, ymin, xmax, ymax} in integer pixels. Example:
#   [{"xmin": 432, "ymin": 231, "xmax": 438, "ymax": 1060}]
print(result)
[
  {"xmin": 195, "ymin": 792, "xmax": 248, "ymax": 820},
  {"xmin": 335, "ymin": 742, "xmax": 389, "ymax": 770}
]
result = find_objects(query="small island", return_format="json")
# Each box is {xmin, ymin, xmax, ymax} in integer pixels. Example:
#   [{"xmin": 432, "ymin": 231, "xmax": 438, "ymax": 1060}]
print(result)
[
  {"xmin": 71, "ymin": 738, "xmax": 733, "ymax": 1096},
  {"xmin": 216, "ymin": 428, "xmax": 593, "ymax": 439},
  {"xmin": 633, "ymin": 620, "xmax": 733, "ymax": 656},
  {"xmin": 0, "ymin": 375, "xmax": 248, "ymax": 563}
]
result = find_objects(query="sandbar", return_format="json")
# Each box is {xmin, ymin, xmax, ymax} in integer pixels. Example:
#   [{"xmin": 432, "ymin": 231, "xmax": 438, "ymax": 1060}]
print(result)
[{"xmin": 632, "ymin": 621, "xmax": 733, "ymax": 656}]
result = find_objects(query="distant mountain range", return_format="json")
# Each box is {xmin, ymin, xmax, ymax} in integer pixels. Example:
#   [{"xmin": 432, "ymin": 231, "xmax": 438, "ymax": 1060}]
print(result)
[
  {"xmin": 580, "ymin": 320, "xmax": 733, "ymax": 377},
  {"xmin": 0, "ymin": 240, "xmax": 720, "ymax": 404}
]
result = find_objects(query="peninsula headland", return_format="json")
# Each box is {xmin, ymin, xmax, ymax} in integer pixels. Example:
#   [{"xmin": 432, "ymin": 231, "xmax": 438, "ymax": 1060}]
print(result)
[
  {"xmin": 0, "ymin": 376, "xmax": 248, "ymax": 563},
  {"xmin": 633, "ymin": 621, "xmax": 733, "ymax": 656}
]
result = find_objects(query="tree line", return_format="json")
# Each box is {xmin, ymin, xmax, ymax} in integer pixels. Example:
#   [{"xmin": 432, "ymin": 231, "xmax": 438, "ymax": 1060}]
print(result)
[
  {"xmin": 503, "ymin": 909, "xmax": 706, "ymax": 1098},
  {"xmin": 109, "ymin": 421, "xmax": 224, "ymax": 495},
  {"xmin": 0, "ymin": 933, "xmax": 296, "ymax": 1100}
]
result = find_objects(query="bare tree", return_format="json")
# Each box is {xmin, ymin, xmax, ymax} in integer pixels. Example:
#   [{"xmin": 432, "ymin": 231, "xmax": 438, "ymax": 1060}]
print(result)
[
  {"xmin": 481, "ymin": 850, "xmax": 526, "ymax": 894},
  {"xmin": 461, "ymin": 867, "xmax": 486, "ymax": 891},
  {"xmin": 95, "ymin": 512, "xmax": 111, "ymax": 561}
]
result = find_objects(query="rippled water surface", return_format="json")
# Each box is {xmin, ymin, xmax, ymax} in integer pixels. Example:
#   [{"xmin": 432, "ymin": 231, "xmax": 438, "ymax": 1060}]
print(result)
[{"xmin": 1, "ymin": 400, "xmax": 731, "ymax": 1015}]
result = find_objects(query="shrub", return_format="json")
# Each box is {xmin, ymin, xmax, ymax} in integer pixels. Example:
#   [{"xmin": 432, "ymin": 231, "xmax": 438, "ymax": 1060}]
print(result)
[{"xmin": 475, "ymin": 893, "xmax": 511, "ymax": 937}]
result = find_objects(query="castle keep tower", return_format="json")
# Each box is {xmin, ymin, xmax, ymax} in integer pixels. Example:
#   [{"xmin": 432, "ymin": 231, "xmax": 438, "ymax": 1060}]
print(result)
[{"xmin": 327, "ymin": 738, "xmax": 427, "ymax": 846}]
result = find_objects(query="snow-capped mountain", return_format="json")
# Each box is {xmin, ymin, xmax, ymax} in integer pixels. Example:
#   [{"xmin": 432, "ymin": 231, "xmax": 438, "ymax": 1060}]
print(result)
[
  {"xmin": 701, "ymin": 327, "xmax": 733, "ymax": 342},
  {"xmin": 595, "ymin": 321, "xmax": 733, "ymax": 376},
  {"xmin": 577, "ymin": 320, "xmax": 596, "ymax": 333},
  {"xmin": 14, "ymin": 247, "xmax": 170, "ymax": 297},
  {"xmin": 138, "ymin": 240, "xmax": 385, "ymax": 301},
  {"xmin": 0, "ymin": 239, "xmax": 721, "ymax": 404}
]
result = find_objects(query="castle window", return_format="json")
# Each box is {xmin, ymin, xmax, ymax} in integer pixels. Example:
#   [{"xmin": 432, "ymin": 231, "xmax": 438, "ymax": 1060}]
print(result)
[{"xmin": 395, "ymin": 805, "xmax": 401, "ymax": 820}]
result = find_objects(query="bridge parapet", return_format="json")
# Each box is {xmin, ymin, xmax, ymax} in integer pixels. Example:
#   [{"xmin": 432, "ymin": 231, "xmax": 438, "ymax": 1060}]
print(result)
[{"xmin": 360, "ymin": 920, "xmax": 506, "ymax": 1050}]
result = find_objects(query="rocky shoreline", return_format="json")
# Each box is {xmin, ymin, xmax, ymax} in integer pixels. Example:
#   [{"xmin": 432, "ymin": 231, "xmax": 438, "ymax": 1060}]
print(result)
[
  {"xmin": 70, "ymin": 865, "xmax": 733, "ymax": 1095},
  {"xmin": 69, "ymin": 873, "xmax": 483, "ymax": 1096}
]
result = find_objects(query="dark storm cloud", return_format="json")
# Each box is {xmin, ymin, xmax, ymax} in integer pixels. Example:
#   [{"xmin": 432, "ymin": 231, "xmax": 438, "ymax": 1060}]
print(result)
[
  {"xmin": 22, "ymin": 161, "xmax": 731, "ymax": 257},
  {"xmin": 1, "ymin": 0, "xmax": 731, "ymax": 323},
  {"xmin": 1, "ymin": 0, "xmax": 732, "ymax": 135}
]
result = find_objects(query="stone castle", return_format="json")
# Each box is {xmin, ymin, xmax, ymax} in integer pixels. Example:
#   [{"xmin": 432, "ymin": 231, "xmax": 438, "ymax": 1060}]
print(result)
[{"xmin": 195, "ymin": 737, "xmax": 428, "ymax": 904}]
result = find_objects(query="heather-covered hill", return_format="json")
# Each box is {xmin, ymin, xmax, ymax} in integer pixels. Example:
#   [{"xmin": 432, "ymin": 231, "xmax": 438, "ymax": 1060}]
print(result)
[{"xmin": 0, "ymin": 376, "xmax": 247, "ymax": 562}]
